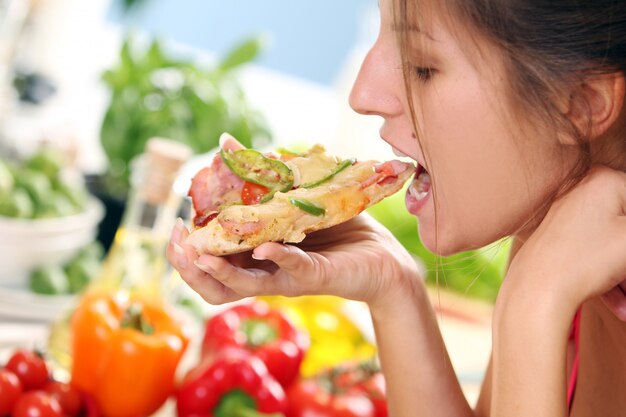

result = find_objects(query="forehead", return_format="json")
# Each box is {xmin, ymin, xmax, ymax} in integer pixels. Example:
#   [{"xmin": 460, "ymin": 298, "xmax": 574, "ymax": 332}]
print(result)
[
  {"xmin": 378, "ymin": 0, "xmax": 453, "ymax": 48},
  {"xmin": 386, "ymin": 0, "xmax": 505, "ymax": 66},
  {"xmin": 384, "ymin": 0, "xmax": 518, "ymax": 108},
  {"xmin": 384, "ymin": 0, "xmax": 453, "ymax": 29}
]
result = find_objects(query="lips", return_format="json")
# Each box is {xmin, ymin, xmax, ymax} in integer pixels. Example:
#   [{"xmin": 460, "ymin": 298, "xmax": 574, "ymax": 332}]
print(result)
[{"xmin": 405, "ymin": 164, "xmax": 431, "ymax": 215}]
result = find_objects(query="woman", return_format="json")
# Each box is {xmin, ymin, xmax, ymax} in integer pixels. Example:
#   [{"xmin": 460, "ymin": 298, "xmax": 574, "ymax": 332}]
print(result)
[{"xmin": 168, "ymin": 0, "xmax": 626, "ymax": 415}]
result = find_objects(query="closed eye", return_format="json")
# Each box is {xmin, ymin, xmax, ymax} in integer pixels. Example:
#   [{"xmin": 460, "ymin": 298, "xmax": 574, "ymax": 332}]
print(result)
[{"xmin": 414, "ymin": 67, "xmax": 434, "ymax": 82}]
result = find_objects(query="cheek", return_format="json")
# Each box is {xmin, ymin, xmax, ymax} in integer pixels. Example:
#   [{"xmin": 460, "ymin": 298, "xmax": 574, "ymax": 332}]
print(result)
[{"xmin": 415, "ymin": 76, "xmax": 547, "ymax": 252}]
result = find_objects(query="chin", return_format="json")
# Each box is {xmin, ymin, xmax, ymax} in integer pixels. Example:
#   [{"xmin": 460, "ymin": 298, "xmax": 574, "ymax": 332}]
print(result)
[
  {"xmin": 417, "ymin": 224, "xmax": 478, "ymax": 257},
  {"xmin": 418, "ymin": 226, "xmax": 457, "ymax": 256}
]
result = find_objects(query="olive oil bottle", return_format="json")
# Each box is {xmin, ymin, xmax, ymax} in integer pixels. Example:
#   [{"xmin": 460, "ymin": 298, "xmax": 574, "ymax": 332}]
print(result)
[{"xmin": 47, "ymin": 138, "xmax": 192, "ymax": 376}]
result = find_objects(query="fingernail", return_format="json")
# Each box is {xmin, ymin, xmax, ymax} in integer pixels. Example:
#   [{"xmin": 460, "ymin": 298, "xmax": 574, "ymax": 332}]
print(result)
[
  {"xmin": 194, "ymin": 261, "xmax": 212, "ymax": 273},
  {"xmin": 195, "ymin": 255, "xmax": 218, "ymax": 273},
  {"xmin": 219, "ymin": 132, "xmax": 234, "ymax": 148},
  {"xmin": 172, "ymin": 243, "xmax": 188, "ymax": 268},
  {"xmin": 251, "ymin": 252, "xmax": 266, "ymax": 261},
  {"xmin": 171, "ymin": 221, "xmax": 182, "ymax": 242}
]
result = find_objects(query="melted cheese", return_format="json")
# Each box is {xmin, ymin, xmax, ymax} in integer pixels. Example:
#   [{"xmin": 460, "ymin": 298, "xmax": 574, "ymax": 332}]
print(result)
[
  {"xmin": 286, "ymin": 146, "xmax": 340, "ymax": 187},
  {"xmin": 219, "ymin": 205, "xmax": 260, "ymax": 223}
]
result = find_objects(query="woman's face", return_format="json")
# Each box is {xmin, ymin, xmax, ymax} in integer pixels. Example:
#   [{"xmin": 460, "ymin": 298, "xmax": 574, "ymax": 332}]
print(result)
[{"xmin": 350, "ymin": 0, "xmax": 576, "ymax": 255}]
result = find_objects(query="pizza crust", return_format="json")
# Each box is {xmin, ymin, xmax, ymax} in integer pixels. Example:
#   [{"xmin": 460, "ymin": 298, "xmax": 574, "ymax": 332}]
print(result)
[{"xmin": 185, "ymin": 159, "xmax": 415, "ymax": 256}]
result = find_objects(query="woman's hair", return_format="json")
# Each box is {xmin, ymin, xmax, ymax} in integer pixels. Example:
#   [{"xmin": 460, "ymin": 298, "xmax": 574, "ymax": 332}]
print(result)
[{"xmin": 395, "ymin": 0, "xmax": 626, "ymax": 192}]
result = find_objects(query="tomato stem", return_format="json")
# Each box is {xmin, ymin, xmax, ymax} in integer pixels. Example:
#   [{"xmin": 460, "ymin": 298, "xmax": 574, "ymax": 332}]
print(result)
[
  {"xmin": 232, "ymin": 407, "xmax": 283, "ymax": 417},
  {"xmin": 215, "ymin": 390, "xmax": 283, "ymax": 417}
]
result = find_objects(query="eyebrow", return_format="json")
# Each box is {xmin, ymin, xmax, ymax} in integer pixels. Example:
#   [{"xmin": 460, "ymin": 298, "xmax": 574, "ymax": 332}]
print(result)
[{"xmin": 391, "ymin": 23, "xmax": 438, "ymax": 42}]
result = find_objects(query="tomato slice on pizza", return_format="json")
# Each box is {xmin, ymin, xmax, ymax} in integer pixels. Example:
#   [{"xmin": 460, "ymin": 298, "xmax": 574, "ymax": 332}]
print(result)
[{"xmin": 185, "ymin": 134, "xmax": 415, "ymax": 256}]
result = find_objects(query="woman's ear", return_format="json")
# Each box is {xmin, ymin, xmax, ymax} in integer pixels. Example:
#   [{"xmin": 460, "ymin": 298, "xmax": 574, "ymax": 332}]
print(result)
[{"xmin": 561, "ymin": 71, "xmax": 625, "ymax": 144}]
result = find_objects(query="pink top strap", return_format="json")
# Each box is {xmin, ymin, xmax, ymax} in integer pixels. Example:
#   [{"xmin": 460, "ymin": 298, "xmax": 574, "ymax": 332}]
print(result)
[{"xmin": 567, "ymin": 309, "xmax": 582, "ymax": 412}]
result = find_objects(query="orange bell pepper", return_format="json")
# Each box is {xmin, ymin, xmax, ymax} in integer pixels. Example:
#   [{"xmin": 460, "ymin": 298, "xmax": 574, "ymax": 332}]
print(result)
[{"xmin": 70, "ymin": 292, "xmax": 188, "ymax": 417}]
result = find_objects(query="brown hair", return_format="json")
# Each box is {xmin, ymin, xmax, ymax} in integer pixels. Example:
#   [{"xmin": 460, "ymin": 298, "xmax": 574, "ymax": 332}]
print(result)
[{"xmin": 394, "ymin": 0, "xmax": 626, "ymax": 233}]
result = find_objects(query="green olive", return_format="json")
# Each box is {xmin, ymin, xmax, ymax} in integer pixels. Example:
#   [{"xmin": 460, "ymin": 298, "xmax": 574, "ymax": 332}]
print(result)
[
  {"xmin": 26, "ymin": 148, "xmax": 65, "ymax": 179},
  {"xmin": 0, "ymin": 188, "xmax": 34, "ymax": 218},
  {"xmin": 35, "ymin": 191, "xmax": 78, "ymax": 218},
  {"xmin": 14, "ymin": 168, "xmax": 52, "ymax": 207},
  {"xmin": 29, "ymin": 265, "xmax": 69, "ymax": 295},
  {"xmin": 65, "ymin": 256, "xmax": 100, "ymax": 293}
]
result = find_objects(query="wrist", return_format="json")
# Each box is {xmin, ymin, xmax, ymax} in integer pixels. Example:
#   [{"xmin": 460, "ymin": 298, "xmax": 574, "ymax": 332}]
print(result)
[
  {"xmin": 504, "ymin": 248, "xmax": 587, "ymax": 314},
  {"xmin": 367, "ymin": 262, "xmax": 425, "ymax": 317},
  {"xmin": 494, "ymin": 269, "xmax": 578, "ymax": 340}
]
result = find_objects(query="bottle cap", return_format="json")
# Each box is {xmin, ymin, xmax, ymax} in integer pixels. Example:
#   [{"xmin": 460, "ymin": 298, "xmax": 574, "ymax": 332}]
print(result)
[{"xmin": 142, "ymin": 137, "xmax": 193, "ymax": 204}]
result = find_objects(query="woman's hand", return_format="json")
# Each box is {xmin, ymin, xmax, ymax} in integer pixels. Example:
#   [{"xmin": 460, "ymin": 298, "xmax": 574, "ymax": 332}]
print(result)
[
  {"xmin": 167, "ymin": 213, "xmax": 421, "ymax": 306},
  {"xmin": 502, "ymin": 165, "xmax": 626, "ymax": 321}
]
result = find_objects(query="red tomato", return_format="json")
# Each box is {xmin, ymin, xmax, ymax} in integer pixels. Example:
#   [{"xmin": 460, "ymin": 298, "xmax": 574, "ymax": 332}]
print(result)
[
  {"xmin": 44, "ymin": 381, "xmax": 82, "ymax": 417},
  {"xmin": 354, "ymin": 373, "xmax": 387, "ymax": 417},
  {"xmin": 12, "ymin": 391, "xmax": 63, "ymax": 417},
  {"xmin": 5, "ymin": 350, "xmax": 49, "ymax": 390},
  {"xmin": 0, "ymin": 368, "xmax": 23, "ymax": 417},
  {"xmin": 286, "ymin": 379, "xmax": 375, "ymax": 417},
  {"xmin": 241, "ymin": 181, "xmax": 269, "ymax": 205}
]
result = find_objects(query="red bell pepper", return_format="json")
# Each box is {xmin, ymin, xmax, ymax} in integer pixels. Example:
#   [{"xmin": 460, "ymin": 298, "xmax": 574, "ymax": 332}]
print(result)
[
  {"xmin": 176, "ymin": 349, "xmax": 287, "ymax": 417},
  {"xmin": 202, "ymin": 301, "xmax": 308, "ymax": 388},
  {"xmin": 286, "ymin": 361, "xmax": 388, "ymax": 417}
]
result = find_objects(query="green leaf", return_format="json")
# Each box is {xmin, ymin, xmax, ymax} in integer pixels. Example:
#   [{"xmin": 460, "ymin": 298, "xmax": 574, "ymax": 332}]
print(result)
[
  {"xmin": 99, "ymin": 34, "xmax": 271, "ymax": 197},
  {"xmin": 218, "ymin": 37, "xmax": 264, "ymax": 73}
]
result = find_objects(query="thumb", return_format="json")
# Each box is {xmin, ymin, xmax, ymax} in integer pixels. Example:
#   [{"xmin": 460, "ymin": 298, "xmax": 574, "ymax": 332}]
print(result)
[
  {"xmin": 219, "ymin": 132, "xmax": 246, "ymax": 151},
  {"xmin": 253, "ymin": 243, "xmax": 322, "ymax": 277}
]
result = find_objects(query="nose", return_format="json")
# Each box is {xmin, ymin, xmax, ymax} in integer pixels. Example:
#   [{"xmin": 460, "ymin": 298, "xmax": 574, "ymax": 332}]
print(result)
[{"xmin": 349, "ymin": 39, "xmax": 404, "ymax": 118}]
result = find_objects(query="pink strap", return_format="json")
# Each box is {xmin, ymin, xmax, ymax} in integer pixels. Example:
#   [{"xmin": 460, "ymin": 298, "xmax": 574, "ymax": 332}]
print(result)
[{"xmin": 567, "ymin": 309, "xmax": 582, "ymax": 411}]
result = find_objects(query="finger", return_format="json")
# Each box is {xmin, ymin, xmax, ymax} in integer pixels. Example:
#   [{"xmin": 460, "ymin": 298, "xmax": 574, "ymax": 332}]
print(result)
[
  {"xmin": 254, "ymin": 243, "xmax": 331, "ymax": 291},
  {"xmin": 166, "ymin": 240, "xmax": 190, "ymax": 270},
  {"xmin": 253, "ymin": 243, "xmax": 309, "ymax": 267},
  {"xmin": 600, "ymin": 285, "xmax": 626, "ymax": 322},
  {"xmin": 194, "ymin": 253, "xmax": 283, "ymax": 296},
  {"xmin": 167, "ymin": 218, "xmax": 191, "ymax": 268},
  {"xmin": 219, "ymin": 132, "xmax": 246, "ymax": 151},
  {"xmin": 167, "ymin": 221, "xmax": 242, "ymax": 304},
  {"xmin": 227, "ymin": 251, "xmax": 276, "ymax": 270},
  {"xmin": 170, "ymin": 218, "xmax": 189, "ymax": 245},
  {"xmin": 169, "ymin": 245, "xmax": 242, "ymax": 304}
]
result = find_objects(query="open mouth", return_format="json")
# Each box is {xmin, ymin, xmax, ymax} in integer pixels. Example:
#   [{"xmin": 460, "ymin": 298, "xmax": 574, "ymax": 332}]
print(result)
[{"xmin": 405, "ymin": 164, "xmax": 431, "ymax": 214}]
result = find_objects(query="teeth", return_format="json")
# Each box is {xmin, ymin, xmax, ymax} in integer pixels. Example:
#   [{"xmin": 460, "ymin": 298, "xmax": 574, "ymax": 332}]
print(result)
[
  {"xmin": 410, "ymin": 170, "xmax": 431, "ymax": 201},
  {"xmin": 392, "ymin": 147, "xmax": 408, "ymax": 157}
]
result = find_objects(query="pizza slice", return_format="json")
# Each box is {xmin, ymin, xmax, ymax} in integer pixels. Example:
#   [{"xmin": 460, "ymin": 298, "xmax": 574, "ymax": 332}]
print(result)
[{"xmin": 185, "ymin": 134, "xmax": 415, "ymax": 256}]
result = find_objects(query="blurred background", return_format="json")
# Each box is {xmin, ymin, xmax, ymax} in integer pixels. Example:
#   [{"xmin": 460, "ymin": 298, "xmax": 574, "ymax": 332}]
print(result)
[
  {"xmin": 0, "ymin": 0, "xmax": 505, "ymax": 407},
  {"xmin": 0, "ymin": 0, "xmax": 385, "ymax": 174},
  {"xmin": 0, "ymin": 0, "xmax": 508, "ymax": 292}
]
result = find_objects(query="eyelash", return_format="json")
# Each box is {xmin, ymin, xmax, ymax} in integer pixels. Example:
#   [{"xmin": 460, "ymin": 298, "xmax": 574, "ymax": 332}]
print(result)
[{"xmin": 413, "ymin": 67, "xmax": 434, "ymax": 82}]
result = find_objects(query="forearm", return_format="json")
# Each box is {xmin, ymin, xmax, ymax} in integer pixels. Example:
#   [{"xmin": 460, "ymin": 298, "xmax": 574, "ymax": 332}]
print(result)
[
  {"xmin": 491, "ymin": 285, "xmax": 576, "ymax": 417},
  {"xmin": 369, "ymin": 279, "xmax": 475, "ymax": 417}
]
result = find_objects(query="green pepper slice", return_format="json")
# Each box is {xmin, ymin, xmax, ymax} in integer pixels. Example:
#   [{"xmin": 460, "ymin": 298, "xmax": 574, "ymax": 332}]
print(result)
[
  {"xmin": 289, "ymin": 198, "xmax": 325, "ymax": 216},
  {"xmin": 221, "ymin": 148, "xmax": 294, "ymax": 192},
  {"xmin": 301, "ymin": 158, "xmax": 356, "ymax": 189}
]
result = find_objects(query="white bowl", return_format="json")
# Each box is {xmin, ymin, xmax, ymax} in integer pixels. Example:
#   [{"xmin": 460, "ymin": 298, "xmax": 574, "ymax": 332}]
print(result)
[{"xmin": 0, "ymin": 198, "xmax": 105, "ymax": 287}]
